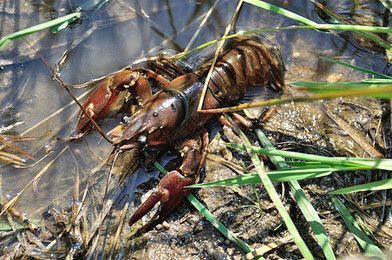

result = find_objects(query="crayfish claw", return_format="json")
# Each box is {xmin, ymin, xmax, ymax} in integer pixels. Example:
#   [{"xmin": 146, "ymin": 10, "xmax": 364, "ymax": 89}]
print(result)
[{"xmin": 129, "ymin": 171, "xmax": 195, "ymax": 233}]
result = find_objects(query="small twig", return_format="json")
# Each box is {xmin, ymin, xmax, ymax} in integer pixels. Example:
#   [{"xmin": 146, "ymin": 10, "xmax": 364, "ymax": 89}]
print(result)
[
  {"xmin": 322, "ymin": 105, "xmax": 382, "ymax": 158},
  {"xmin": 184, "ymin": 1, "xmax": 219, "ymax": 52},
  {"xmin": 85, "ymin": 186, "xmax": 123, "ymax": 245},
  {"xmin": 245, "ymin": 235, "xmax": 293, "ymax": 259},
  {"xmin": 108, "ymin": 202, "xmax": 129, "ymax": 258},
  {"xmin": 0, "ymin": 198, "xmax": 36, "ymax": 230},
  {"xmin": 197, "ymin": 0, "xmax": 244, "ymax": 112},
  {"xmin": 104, "ymin": 151, "xmax": 119, "ymax": 197},
  {"xmin": 0, "ymin": 146, "xmax": 68, "ymax": 216},
  {"xmin": 24, "ymin": 40, "xmax": 112, "ymax": 144},
  {"xmin": 43, "ymin": 183, "xmax": 89, "ymax": 252},
  {"xmin": 207, "ymin": 154, "xmax": 245, "ymax": 175}
]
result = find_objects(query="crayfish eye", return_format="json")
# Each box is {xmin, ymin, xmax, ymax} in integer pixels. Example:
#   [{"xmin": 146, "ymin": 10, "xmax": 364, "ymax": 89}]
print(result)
[
  {"xmin": 138, "ymin": 134, "xmax": 148, "ymax": 145},
  {"xmin": 121, "ymin": 115, "xmax": 131, "ymax": 124}
]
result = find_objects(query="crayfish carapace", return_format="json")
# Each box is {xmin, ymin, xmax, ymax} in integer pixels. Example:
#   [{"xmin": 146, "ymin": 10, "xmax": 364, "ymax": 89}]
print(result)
[{"xmin": 73, "ymin": 36, "xmax": 285, "ymax": 233}]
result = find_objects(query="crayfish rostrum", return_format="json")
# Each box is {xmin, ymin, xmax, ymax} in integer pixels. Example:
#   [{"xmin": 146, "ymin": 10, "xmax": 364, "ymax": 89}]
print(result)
[{"xmin": 73, "ymin": 36, "xmax": 285, "ymax": 233}]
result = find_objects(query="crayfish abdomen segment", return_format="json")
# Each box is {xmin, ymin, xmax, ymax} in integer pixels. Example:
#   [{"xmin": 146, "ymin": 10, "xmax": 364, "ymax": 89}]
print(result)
[{"xmin": 200, "ymin": 36, "xmax": 285, "ymax": 104}]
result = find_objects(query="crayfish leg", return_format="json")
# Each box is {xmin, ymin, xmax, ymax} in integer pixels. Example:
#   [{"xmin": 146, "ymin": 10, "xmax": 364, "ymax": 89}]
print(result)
[{"xmin": 139, "ymin": 68, "xmax": 171, "ymax": 88}]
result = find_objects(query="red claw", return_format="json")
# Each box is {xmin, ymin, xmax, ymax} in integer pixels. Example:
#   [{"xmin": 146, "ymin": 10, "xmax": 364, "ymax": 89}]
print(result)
[{"xmin": 129, "ymin": 171, "xmax": 195, "ymax": 233}]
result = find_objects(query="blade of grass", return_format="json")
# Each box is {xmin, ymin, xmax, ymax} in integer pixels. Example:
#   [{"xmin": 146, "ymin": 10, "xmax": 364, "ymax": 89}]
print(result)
[
  {"xmin": 187, "ymin": 193, "xmax": 255, "ymax": 254},
  {"xmin": 52, "ymin": 0, "xmax": 110, "ymax": 32},
  {"xmin": 189, "ymin": 169, "xmax": 332, "ymax": 188},
  {"xmin": 0, "ymin": 135, "xmax": 33, "ymax": 159},
  {"xmin": 189, "ymin": 168, "xmax": 333, "ymax": 188},
  {"xmin": 187, "ymin": 170, "xmax": 333, "ymax": 188},
  {"xmin": 245, "ymin": 0, "xmax": 392, "ymax": 33},
  {"xmin": 0, "ymin": 146, "xmax": 69, "ymax": 216},
  {"xmin": 244, "ymin": 0, "xmax": 392, "ymax": 50},
  {"xmin": 196, "ymin": 0, "xmax": 243, "ymax": 112},
  {"xmin": 189, "ymin": 165, "xmax": 389, "ymax": 188},
  {"xmin": 331, "ymin": 196, "xmax": 385, "ymax": 258},
  {"xmin": 227, "ymin": 144, "xmax": 392, "ymax": 171},
  {"xmin": 153, "ymin": 162, "xmax": 255, "ymax": 254},
  {"xmin": 255, "ymin": 129, "xmax": 336, "ymax": 260},
  {"xmin": 172, "ymin": 25, "xmax": 312, "ymax": 60},
  {"xmin": 291, "ymin": 81, "xmax": 392, "ymax": 99},
  {"xmin": 225, "ymin": 115, "xmax": 314, "ymax": 259},
  {"xmin": 309, "ymin": 0, "xmax": 391, "ymax": 52},
  {"xmin": 378, "ymin": 0, "xmax": 392, "ymax": 13},
  {"xmin": 330, "ymin": 178, "xmax": 392, "ymax": 195},
  {"xmin": 0, "ymin": 151, "xmax": 26, "ymax": 166},
  {"xmin": 172, "ymin": 23, "xmax": 391, "ymax": 61},
  {"xmin": 199, "ymin": 83, "xmax": 392, "ymax": 113},
  {"xmin": 0, "ymin": 12, "xmax": 81, "ymax": 51},
  {"xmin": 0, "ymin": 219, "xmax": 41, "ymax": 231},
  {"xmin": 320, "ymin": 56, "xmax": 392, "ymax": 79},
  {"xmin": 290, "ymin": 79, "xmax": 392, "ymax": 95},
  {"xmin": 189, "ymin": 163, "xmax": 382, "ymax": 188},
  {"xmin": 244, "ymin": 0, "xmax": 317, "ymax": 26},
  {"xmin": 362, "ymin": 79, "xmax": 392, "ymax": 84},
  {"xmin": 292, "ymin": 82, "xmax": 392, "ymax": 99},
  {"xmin": 286, "ymin": 161, "xmax": 325, "ymax": 167},
  {"xmin": 172, "ymin": 1, "xmax": 392, "ymax": 62}
]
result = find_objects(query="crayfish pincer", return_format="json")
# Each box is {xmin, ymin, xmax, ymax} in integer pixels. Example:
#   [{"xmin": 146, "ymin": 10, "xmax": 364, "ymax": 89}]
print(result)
[{"xmin": 74, "ymin": 36, "xmax": 285, "ymax": 233}]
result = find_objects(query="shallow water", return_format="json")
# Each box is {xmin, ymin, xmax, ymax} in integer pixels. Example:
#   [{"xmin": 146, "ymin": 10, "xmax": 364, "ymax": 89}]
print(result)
[{"xmin": 0, "ymin": 0, "xmax": 390, "ymax": 257}]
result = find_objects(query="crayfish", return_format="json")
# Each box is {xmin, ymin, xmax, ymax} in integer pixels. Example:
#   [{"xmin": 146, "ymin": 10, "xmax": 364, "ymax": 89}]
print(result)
[{"xmin": 73, "ymin": 36, "xmax": 285, "ymax": 233}]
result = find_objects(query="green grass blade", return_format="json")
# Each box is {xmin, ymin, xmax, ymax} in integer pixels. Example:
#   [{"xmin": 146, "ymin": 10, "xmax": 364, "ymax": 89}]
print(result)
[
  {"xmin": 310, "ymin": 0, "xmax": 391, "ymax": 50},
  {"xmin": 0, "ymin": 219, "xmax": 40, "ymax": 231},
  {"xmin": 227, "ymin": 144, "xmax": 392, "ymax": 171},
  {"xmin": 313, "ymin": 23, "xmax": 392, "ymax": 34},
  {"xmin": 173, "ymin": 25, "xmax": 316, "ymax": 60},
  {"xmin": 320, "ymin": 56, "xmax": 392, "ymax": 79},
  {"xmin": 378, "ymin": 0, "xmax": 392, "ymax": 12},
  {"xmin": 174, "ymin": 23, "xmax": 391, "ymax": 62},
  {"xmin": 0, "ymin": 12, "xmax": 81, "ymax": 51},
  {"xmin": 362, "ymin": 79, "xmax": 392, "ymax": 84},
  {"xmin": 245, "ymin": 0, "xmax": 392, "ymax": 33},
  {"xmin": 189, "ymin": 169, "xmax": 333, "ymax": 188},
  {"xmin": 245, "ymin": 0, "xmax": 392, "ymax": 51},
  {"xmin": 244, "ymin": 0, "xmax": 317, "ymax": 26},
  {"xmin": 286, "ymin": 161, "xmax": 327, "ymax": 167},
  {"xmin": 255, "ymin": 129, "xmax": 336, "ymax": 260},
  {"xmin": 190, "ymin": 163, "xmax": 384, "ymax": 188},
  {"xmin": 331, "ymin": 196, "xmax": 385, "ymax": 258},
  {"xmin": 189, "ymin": 164, "xmax": 381, "ymax": 188},
  {"xmin": 153, "ymin": 162, "xmax": 254, "ymax": 254},
  {"xmin": 202, "ymin": 83, "xmax": 392, "ymax": 113},
  {"xmin": 189, "ymin": 166, "xmax": 338, "ymax": 188},
  {"xmin": 52, "ymin": 0, "xmax": 110, "ymax": 32},
  {"xmin": 189, "ymin": 173, "xmax": 259, "ymax": 188},
  {"xmin": 226, "ymin": 117, "xmax": 314, "ymax": 259},
  {"xmin": 355, "ymin": 30, "xmax": 392, "ymax": 51},
  {"xmin": 187, "ymin": 193, "xmax": 255, "ymax": 254},
  {"xmin": 291, "ymin": 82, "xmax": 392, "ymax": 99},
  {"xmin": 292, "ymin": 81, "xmax": 391, "ymax": 88},
  {"xmin": 330, "ymin": 178, "xmax": 392, "ymax": 195}
]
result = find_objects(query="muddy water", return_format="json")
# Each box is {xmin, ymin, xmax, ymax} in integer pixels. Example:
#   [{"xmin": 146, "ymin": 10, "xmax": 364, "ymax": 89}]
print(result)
[{"xmin": 0, "ymin": 0, "xmax": 390, "ymax": 258}]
